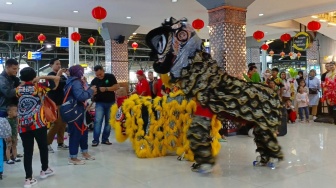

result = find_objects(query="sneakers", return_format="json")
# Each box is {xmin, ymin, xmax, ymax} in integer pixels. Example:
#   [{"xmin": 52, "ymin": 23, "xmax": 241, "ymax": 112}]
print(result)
[
  {"xmin": 57, "ymin": 144, "xmax": 69, "ymax": 150},
  {"xmin": 24, "ymin": 178, "xmax": 38, "ymax": 188},
  {"xmin": 313, "ymin": 116, "xmax": 317, "ymax": 120},
  {"xmin": 68, "ymin": 159, "xmax": 85, "ymax": 165},
  {"xmin": 40, "ymin": 168, "xmax": 54, "ymax": 179},
  {"xmin": 14, "ymin": 157, "xmax": 21, "ymax": 162},
  {"xmin": 48, "ymin": 145, "xmax": 54, "ymax": 153},
  {"xmin": 6, "ymin": 160, "xmax": 15, "ymax": 164}
]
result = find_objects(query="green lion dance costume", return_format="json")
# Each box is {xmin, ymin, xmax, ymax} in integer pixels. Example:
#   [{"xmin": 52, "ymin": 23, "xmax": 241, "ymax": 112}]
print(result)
[{"xmin": 110, "ymin": 17, "xmax": 283, "ymax": 173}]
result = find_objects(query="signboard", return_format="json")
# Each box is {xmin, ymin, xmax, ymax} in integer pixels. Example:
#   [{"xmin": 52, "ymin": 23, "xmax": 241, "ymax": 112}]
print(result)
[
  {"xmin": 0, "ymin": 59, "xmax": 3, "ymax": 64},
  {"xmin": 293, "ymin": 32, "xmax": 310, "ymax": 51},
  {"xmin": 27, "ymin": 51, "xmax": 42, "ymax": 60},
  {"xmin": 55, "ymin": 37, "xmax": 69, "ymax": 47}
]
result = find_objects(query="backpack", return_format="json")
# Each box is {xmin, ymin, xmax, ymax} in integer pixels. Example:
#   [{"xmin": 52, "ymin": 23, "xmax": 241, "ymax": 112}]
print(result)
[
  {"xmin": 0, "ymin": 118, "xmax": 11, "ymax": 138},
  {"xmin": 59, "ymin": 86, "xmax": 84, "ymax": 124},
  {"xmin": 41, "ymin": 95, "xmax": 57, "ymax": 122}
]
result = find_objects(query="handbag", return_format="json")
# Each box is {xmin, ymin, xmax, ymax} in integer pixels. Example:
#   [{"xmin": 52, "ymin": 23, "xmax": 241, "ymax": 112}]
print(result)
[
  {"xmin": 41, "ymin": 95, "xmax": 58, "ymax": 122},
  {"xmin": 60, "ymin": 86, "xmax": 84, "ymax": 124},
  {"xmin": 308, "ymin": 79, "xmax": 318, "ymax": 94}
]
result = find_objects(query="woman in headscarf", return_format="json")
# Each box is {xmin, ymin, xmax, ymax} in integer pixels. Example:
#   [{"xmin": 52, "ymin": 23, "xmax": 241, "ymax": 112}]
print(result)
[
  {"xmin": 305, "ymin": 69, "xmax": 321, "ymax": 120},
  {"xmin": 64, "ymin": 65, "xmax": 97, "ymax": 165}
]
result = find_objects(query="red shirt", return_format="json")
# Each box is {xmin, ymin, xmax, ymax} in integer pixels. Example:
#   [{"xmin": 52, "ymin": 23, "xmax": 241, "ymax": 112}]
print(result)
[
  {"xmin": 136, "ymin": 78, "xmax": 151, "ymax": 96},
  {"xmin": 156, "ymin": 79, "xmax": 163, "ymax": 97}
]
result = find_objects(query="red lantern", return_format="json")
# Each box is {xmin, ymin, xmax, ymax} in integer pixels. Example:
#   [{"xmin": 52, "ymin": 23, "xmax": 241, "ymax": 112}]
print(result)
[
  {"xmin": 91, "ymin": 6, "xmax": 107, "ymax": 21},
  {"xmin": 280, "ymin": 33, "xmax": 291, "ymax": 48},
  {"xmin": 280, "ymin": 51, "xmax": 285, "ymax": 58},
  {"xmin": 261, "ymin": 44, "xmax": 269, "ymax": 51},
  {"xmin": 15, "ymin": 33, "xmax": 24, "ymax": 45},
  {"xmin": 307, "ymin": 21, "xmax": 321, "ymax": 37},
  {"xmin": 37, "ymin": 33, "xmax": 46, "ymax": 46},
  {"xmin": 253, "ymin": 30, "xmax": 264, "ymax": 42},
  {"xmin": 297, "ymin": 52, "xmax": 301, "ymax": 59},
  {"xmin": 132, "ymin": 42, "xmax": 138, "ymax": 50},
  {"xmin": 269, "ymin": 50, "xmax": 274, "ymax": 56},
  {"xmin": 70, "ymin": 32, "xmax": 81, "ymax": 43},
  {"xmin": 88, "ymin": 37, "xmax": 95, "ymax": 48},
  {"xmin": 192, "ymin": 19, "xmax": 204, "ymax": 31}
]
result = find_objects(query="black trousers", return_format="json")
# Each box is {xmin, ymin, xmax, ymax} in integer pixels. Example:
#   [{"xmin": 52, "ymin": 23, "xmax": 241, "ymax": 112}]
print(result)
[{"xmin": 20, "ymin": 127, "xmax": 49, "ymax": 179}]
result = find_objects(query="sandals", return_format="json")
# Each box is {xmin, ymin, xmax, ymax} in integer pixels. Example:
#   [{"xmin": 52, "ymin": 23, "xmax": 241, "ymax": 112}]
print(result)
[
  {"xmin": 101, "ymin": 141, "xmax": 112, "ymax": 145},
  {"xmin": 82, "ymin": 155, "xmax": 96, "ymax": 160}
]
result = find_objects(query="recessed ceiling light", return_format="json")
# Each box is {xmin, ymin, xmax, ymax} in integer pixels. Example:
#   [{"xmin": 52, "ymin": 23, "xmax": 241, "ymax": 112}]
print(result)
[
  {"xmin": 259, "ymin": 13, "xmax": 264, "ymax": 16},
  {"xmin": 311, "ymin": 15, "xmax": 318, "ymax": 18},
  {"xmin": 133, "ymin": 33, "xmax": 137, "ymax": 35},
  {"xmin": 6, "ymin": 2, "xmax": 13, "ymax": 5},
  {"xmin": 319, "ymin": 19, "xmax": 327, "ymax": 22},
  {"xmin": 172, "ymin": 0, "xmax": 178, "ymax": 2},
  {"xmin": 265, "ymin": 32, "xmax": 268, "ymax": 34},
  {"xmin": 73, "ymin": 10, "xmax": 79, "ymax": 13},
  {"xmin": 126, "ymin": 16, "xmax": 131, "ymax": 19}
]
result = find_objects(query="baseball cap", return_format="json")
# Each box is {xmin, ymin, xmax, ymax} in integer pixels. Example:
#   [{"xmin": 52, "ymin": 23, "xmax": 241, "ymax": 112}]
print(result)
[{"xmin": 136, "ymin": 70, "xmax": 144, "ymax": 76}]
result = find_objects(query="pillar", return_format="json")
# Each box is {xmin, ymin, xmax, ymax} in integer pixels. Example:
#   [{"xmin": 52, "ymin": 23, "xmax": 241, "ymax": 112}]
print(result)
[{"xmin": 68, "ymin": 27, "xmax": 79, "ymax": 66}]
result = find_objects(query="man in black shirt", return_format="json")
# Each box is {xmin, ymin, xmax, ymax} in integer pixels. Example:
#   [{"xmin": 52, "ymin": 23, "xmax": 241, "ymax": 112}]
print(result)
[
  {"xmin": 46, "ymin": 58, "xmax": 69, "ymax": 153},
  {"xmin": 91, "ymin": 65, "xmax": 119, "ymax": 146}
]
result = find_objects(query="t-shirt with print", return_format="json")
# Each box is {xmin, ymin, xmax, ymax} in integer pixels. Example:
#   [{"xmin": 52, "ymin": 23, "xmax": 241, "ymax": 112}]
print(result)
[{"xmin": 16, "ymin": 82, "xmax": 52, "ymax": 134}]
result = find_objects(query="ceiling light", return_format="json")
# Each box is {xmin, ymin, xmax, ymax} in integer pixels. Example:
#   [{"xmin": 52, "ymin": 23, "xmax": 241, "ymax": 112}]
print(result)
[
  {"xmin": 5, "ymin": 2, "xmax": 12, "ymax": 5},
  {"xmin": 319, "ymin": 19, "xmax": 327, "ymax": 22},
  {"xmin": 259, "ymin": 13, "xmax": 264, "ymax": 16},
  {"xmin": 126, "ymin": 16, "xmax": 131, "ymax": 19},
  {"xmin": 328, "ymin": 22, "xmax": 336, "ymax": 26},
  {"xmin": 265, "ymin": 32, "xmax": 268, "ymax": 34},
  {"xmin": 172, "ymin": 0, "xmax": 178, "ymax": 2},
  {"xmin": 73, "ymin": 10, "xmax": 79, "ymax": 13},
  {"xmin": 311, "ymin": 15, "xmax": 318, "ymax": 18},
  {"xmin": 133, "ymin": 33, "xmax": 137, "ymax": 35}
]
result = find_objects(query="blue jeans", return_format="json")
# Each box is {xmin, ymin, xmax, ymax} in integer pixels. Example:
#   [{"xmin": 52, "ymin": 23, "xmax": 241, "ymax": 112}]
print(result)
[
  {"xmin": 68, "ymin": 123, "xmax": 88, "ymax": 158},
  {"xmin": 298, "ymin": 106, "xmax": 309, "ymax": 120},
  {"xmin": 93, "ymin": 102, "xmax": 114, "ymax": 144}
]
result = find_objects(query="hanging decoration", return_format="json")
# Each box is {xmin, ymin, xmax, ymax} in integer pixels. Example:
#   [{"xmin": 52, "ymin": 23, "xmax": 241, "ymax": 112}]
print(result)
[
  {"xmin": 297, "ymin": 52, "xmax": 301, "ymax": 59},
  {"xmin": 253, "ymin": 30, "xmax": 264, "ymax": 42},
  {"xmin": 91, "ymin": 6, "xmax": 107, "ymax": 33},
  {"xmin": 70, "ymin": 32, "xmax": 81, "ymax": 43},
  {"xmin": 37, "ymin": 33, "xmax": 46, "ymax": 47},
  {"xmin": 88, "ymin": 37, "xmax": 95, "ymax": 49},
  {"xmin": 307, "ymin": 21, "xmax": 321, "ymax": 37},
  {"xmin": 280, "ymin": 51, "xmax": 285, "ymax": 58},
  {"xmin": 261, "ymin": 43, "xmax": 269, "ymax": 51},
  {"xmin": 15, "ymin": 33, "xmax": 24, "ymax": 45},
  {"xmin": 132, "ymin": 42, "xmax": 138, "ymax": 50},
  {"xmin": 269, "ymin": 50, "xmax": 274, "ymax": 56},
  {"xmin": 192, "ymin": 19, "xmax": 204, "ymax": 32},
  {"xmin": 280, "ymin": 33, "xmax": 291, "ymax": 48}
]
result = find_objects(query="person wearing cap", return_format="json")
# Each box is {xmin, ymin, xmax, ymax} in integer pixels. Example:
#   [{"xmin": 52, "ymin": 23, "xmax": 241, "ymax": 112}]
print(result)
[
  {"xmin": 130, "ymin": 70, "xmax": 151, "ymax": 96},
  {"xmin": 46, "ymin": 58, "xmax": 69, "ymax": 153}
]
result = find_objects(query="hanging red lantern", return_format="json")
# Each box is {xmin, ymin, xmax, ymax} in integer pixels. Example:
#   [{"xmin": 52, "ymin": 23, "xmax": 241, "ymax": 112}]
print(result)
[
  {"xmin": 192, "ymin": 19, "xmax": 204, "ymax": 31},
  {"xmin": 280, "ymin": 51, "xmax": 285, "ymax": 58},
  {"xmin": 253, "ymin": 30, "xmax": 264, "ymax": 42},
  {"xmin": 297, "ymin": 52, "xmax": 301, "ymax": 59},
  {"xmin": 37, "ymin": 33, "xmax": 46, "ymax": 46},
  {"xmin": 70, "ymin": 32, "xmax": 81, "ymax": 43},
  {"xmin": 280, "ymin": 33, "xmax": 291, "ymax": 48},
  {"xmin": 261, "ymin": 43, "xmax": 269, "ymax": 51},
  {"xmin": 132, "ymin": 42, "xmax": 138, "ymax": 50},
  {"xmin": 15, "ymin": 33, "xmax": 24, "ymax": 45},
  {"xmin": 88, "ymin": 37, "xmax": 95, "ymax": 48},
  {"xmin": 91, "ymin": 6, "xmax": 107, "ymax": 21},
  {"xmin": 307, "ymin": 21, "xmax": 321, "ymax": 37},
  {"xmin": 269, "ymin": 50, "xmax": 274, "ymax": 56}
]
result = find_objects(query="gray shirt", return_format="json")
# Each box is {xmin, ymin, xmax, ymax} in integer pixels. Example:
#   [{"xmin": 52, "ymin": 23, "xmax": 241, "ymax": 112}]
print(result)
[{"xmin": 0, "ymin": 71, "xmax": 18, "ymax": 111}]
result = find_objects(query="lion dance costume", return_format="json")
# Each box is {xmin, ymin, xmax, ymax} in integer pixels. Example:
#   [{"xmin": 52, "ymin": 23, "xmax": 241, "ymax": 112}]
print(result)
[{"xmin": 110, "ymin": 17, "xmax": 283, "ymax": 173}]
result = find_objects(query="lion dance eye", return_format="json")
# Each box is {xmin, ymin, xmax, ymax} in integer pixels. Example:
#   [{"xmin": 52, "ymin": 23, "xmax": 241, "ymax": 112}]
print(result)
[
  {"xmin": 176, "ymin": 30, "xmax": 188, "ymax": 42},
  {"xmin": 157, "ymin": 34, "xmax": 166, "ymax": 54}
]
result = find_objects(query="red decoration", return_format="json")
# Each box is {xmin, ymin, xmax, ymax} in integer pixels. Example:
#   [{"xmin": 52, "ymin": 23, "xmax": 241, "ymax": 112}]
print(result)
[
  {"xmin": 269, "ymin": 50, "xmax": 274, "ymax": 56},
  {"xmin": 132, "ymin": 42, "xmax": 138, "ymax": 50},
  {"xmin": 37, "ymin": 33, "xmax": 46, "ymax": 46},
  {"xmin": 280, "ymin": 51, "xmax": 285, "ymax": 58},
  {"xmin": 192, "ymin": 19, "xmax": 204, "ymax": 31},
  {"xmin": 88, "ymin": 37, "xmax": 95, "ymax": 48},
  {"xmin": 297, "ymin": 52, "xmax": 301, "ymax": 59},
  {"xmin": 321, "ymin": 77, "xmax": 336, "ymax": 105},
  {"xmin": 91, "ymin": 6, "xmax": 107, "ymax": 21},
  {"xmin": 70, "ymin": 32, "xmax": 81, "ymax": 43},
  {"xmin": 280, "ymin": 33, "xmax": 291, "ymax": 43},
  {"xmin": 307, "ymin": 21, "xmax": 321, "ymax": 37},
  {"xmin": 261, "ymin": 43, "xmax": 269, "ymax": 51},
  {"xmin": 15, "ymin": 33, "xmax": 24, "ymax": 45},
  {"xmin": 253, "ymin": 30, "xmax": 264, "ymax": 42}
]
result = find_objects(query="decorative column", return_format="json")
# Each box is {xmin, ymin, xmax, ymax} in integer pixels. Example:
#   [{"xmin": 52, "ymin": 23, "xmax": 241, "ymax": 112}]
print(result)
[
  {"xmin": 68, "ymin": 27, "xmax": 79, "ymax": 66},
  {"xmin": 208, "ymin": 6, "xmax": 247, "ymax": 78}
]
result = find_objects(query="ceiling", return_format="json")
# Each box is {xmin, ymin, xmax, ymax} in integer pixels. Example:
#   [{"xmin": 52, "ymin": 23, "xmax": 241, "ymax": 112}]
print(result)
[{"xmin": 0, "ymin": 0, "xmax": 336, "ymax": 40}]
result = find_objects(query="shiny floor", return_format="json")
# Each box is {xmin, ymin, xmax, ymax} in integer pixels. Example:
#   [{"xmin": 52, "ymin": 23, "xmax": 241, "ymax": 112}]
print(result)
[{"xmin": 1, "ymin": 121, "xmax": 336, "ymax": 188}]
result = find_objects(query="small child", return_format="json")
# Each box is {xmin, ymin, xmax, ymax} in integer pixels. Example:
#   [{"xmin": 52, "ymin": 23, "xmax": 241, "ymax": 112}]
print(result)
[
  {"xmin": 285, "ymin": 100, "xmax": 297, "ymax": 123},
  {"xmin": 296, "ymin": 86, "xmax": 310, "ymax": 123},
  {"xmin": 268, "ymin": 80, "xmax": 280, "ymax": 95},
  {"xmin": 5, "ymin": 104, "xmax": 21, "ymax": 164}
]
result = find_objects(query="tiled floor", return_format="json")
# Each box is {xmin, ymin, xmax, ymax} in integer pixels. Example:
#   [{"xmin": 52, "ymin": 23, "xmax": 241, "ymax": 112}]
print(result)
[{"xmin": 1, "ymin": 121, "xmax": 336, "ymax": 188}]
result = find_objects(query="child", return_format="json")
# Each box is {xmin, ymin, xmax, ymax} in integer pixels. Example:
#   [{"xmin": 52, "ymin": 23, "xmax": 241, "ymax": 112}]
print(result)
[
  {"xmin": 296, "ymin": 86, "xmax": 310, "ymax": 123},
  {"xmin": 285, "ymin": 100, "xmax": 297, "ymax": 123},
  {"xmin": 17, "ymin": 67, "xmax": 60, "ymax": 187},
  {"xmin": 5, "ymin": 104, "xmax": 21, "ymax": 164},
  {"xmin": 268, "ymin": 80, "xmax": 280, "ymax": 95}
]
